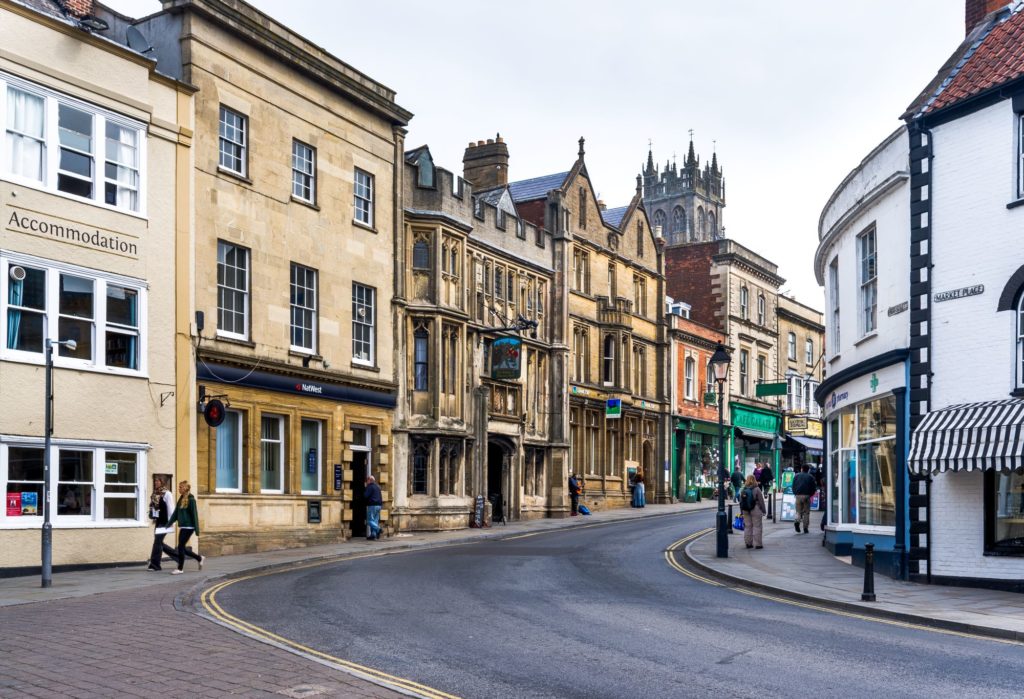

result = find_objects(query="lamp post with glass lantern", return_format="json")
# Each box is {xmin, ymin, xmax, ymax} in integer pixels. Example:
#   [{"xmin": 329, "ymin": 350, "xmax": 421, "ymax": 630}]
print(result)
[
  {"xmin": 708, "ymin": 343, "xmax": 732, "ymax": 558},
  {"xmin": 42, "ymin": 337, "xmax": 77, "ymax": 588}
]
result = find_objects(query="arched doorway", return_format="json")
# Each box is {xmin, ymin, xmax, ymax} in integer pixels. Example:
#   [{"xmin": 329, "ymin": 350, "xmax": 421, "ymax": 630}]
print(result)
[
  {"xmin": 487, "ymin": 439, "xmax": 513, "ymax": 523},
  {"xmin": 642, "ymin": 440, "xmax": 654, "ymax": 499}
]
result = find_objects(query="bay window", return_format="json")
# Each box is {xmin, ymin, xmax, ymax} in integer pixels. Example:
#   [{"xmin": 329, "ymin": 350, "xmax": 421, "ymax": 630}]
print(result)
[
  {"xmin": 828, "ymin": 395, "xmax": 897, "ymax": 527},
  {"xmin": 3, "ymin": 253, "xmax": 145, "ymax": 372},
  {"xmin": 2, "ymin": 73, "xmax": 144, "ymax": 213}
]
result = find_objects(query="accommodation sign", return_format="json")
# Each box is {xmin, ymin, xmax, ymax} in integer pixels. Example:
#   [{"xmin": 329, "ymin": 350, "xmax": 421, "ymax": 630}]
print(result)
[
  {"xmin": 7, "ymin": 208, "xmax": 139, "ymax": 259},
  {"xmin": 934, "ymin": 284, "xmax": 983, "ymax": 303}
]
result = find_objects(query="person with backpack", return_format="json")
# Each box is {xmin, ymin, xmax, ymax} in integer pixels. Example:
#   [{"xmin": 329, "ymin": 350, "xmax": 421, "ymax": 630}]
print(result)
[{"xmin": 739, "ymin": 474, "xmax": 767, "ymax": 549}]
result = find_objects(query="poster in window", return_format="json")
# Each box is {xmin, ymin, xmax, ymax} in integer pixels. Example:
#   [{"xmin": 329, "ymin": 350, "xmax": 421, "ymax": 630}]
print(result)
[
  {"xmin": 6, "ymin": 493, "xmax": 21, "ymax": 517},
  {"xmin": 307, "ymin": 448, "xmax": 318, "ymax": 474},
  {"xmin": 491, "ymin": 337, "xmax": 522, "ymax": 380},
  {"xmin": 20, "ymin": 492, "xmax": 38, "ymax": 515}
]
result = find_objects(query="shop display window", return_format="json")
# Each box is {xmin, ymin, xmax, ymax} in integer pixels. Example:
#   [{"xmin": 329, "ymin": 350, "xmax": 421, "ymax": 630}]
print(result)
[
  {"xmin": 826, "ymin": 394, "xmax": 897, "ymax": 528},
  {"xmin": 986, "ymin": 470, "xmax": 1024, "ymax": 555}
]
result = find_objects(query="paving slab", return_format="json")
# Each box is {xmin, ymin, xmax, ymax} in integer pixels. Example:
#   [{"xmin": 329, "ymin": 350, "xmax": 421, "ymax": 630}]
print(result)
[{"xmin": 684, "ymin": 515, "xmax": 1024, "ymax": 642}]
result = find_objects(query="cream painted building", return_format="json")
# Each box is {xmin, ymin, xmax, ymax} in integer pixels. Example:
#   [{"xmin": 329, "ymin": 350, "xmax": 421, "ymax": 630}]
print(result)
[
  {"xmin": 118, "ymin": 0, "xmax": 412, "ymax": 553},
  {"xmin": 0, "ymin": 0, "xmax": 193, "ymax": 572}
]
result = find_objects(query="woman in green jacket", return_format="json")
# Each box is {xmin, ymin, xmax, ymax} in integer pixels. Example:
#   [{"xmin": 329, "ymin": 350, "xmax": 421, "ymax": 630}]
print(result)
[{"xmin": 168, "ymin": 480, "xmax": 205, "ymax": 574}]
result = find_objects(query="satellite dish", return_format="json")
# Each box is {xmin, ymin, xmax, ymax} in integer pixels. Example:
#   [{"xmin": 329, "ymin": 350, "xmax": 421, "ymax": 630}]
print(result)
[{"xmin": 126, "ymin": 26, "xmax": 154, "ymax": 55}]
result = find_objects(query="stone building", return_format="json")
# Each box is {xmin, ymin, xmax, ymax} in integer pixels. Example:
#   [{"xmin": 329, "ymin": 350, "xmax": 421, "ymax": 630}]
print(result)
[
  {"xmin": 1, "ymin": 0, "xmax": 192, "ymax": 572},
  {"xmin": 777, "ymin": 295, "xmax": 824, "ymax": 469},
  {"xmin": 642, "ymin": 139, "xmax": 725, "ymax": 246},
  {"xmin": 392, "ymin": 140, "xmax": 562, "ymax": 530},
  {"xmin": 512, "ymin": 139, "xmax": 670, "ymax": 508},
  {"xmin": 116, "ymin": 0, "xmax": 412, "ymax": 553}
]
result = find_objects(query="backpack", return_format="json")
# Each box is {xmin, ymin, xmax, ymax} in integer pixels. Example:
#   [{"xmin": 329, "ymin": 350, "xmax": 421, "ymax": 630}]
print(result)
[{"xmin": 740, "ymin": 487, "xmax": 757, "ymax": 512}]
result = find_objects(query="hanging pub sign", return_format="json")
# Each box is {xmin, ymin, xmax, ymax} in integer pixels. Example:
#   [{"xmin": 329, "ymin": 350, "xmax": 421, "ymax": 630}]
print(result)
[{"xmin": 491, "ymin": 337, "xmax": 522, "ymax": 380}]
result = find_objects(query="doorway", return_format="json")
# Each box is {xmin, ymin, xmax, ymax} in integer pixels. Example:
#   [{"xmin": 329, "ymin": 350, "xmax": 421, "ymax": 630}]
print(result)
[
  {"xmin": 487, "ymin": 442, "xmax": 507, "ymax": 524},
  {"xmin": 348, "ymin": 425, "xmax": 372, "ymax": 539}
]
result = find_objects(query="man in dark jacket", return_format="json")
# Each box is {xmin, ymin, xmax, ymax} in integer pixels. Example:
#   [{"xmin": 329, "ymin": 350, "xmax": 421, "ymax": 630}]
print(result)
[
  {"xmin": 730, "ymin": 466, "xmax": 743, "ymax": 503},
  {"xmin": 568, "ymin": 474, "xmax": 581, "ymax": 516},
  {"xmin": 791, "ymin": 464, "xmax": 818, "ymax": 534},
  {"xmin": 364, "ymin": 475, "xmax": 383, "ymax": 540},
  {"xmin": 757, "ymin": 461, "xmax": 774, "ymax": 495}
]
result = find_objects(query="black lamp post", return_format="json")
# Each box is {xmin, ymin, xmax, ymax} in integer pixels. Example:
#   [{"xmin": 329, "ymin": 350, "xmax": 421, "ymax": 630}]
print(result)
[
  {"xmin": 708, "ymin": 343, "xmax": 732, "ymax": 558},
  {"xmin": 42, "ymin": 337, "xmax": 76, "ymax": 588}
]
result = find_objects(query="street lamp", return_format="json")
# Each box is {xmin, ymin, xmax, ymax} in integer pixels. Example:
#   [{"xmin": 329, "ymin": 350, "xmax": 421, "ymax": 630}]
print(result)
[
  {"xmin": 708, "ymin": 343, "xmax": 731, "ymax": 559},
  {"xmin": 42, "ymin": 337, "xmax": 76, "ymax": 588}
]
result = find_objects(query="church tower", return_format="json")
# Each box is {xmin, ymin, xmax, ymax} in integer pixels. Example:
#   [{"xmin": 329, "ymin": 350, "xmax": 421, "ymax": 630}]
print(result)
[{"xmin": 641, "ymin": 136, "xmax": 725, "ymax": 247}]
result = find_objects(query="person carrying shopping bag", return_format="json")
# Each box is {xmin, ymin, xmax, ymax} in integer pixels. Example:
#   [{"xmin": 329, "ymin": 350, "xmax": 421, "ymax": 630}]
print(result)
[
  {"xmin": 167, "ymin": 480, "xmax": 205, "ymax": 574},
  {"xmin": 739, "ymin": 474, "xmax": 767, "ymax": 550}
]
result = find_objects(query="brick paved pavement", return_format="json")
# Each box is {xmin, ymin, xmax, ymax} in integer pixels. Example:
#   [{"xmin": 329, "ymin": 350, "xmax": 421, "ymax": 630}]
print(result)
[{"xmin": 0, "ymin": 577, "xmax": 404, "ymax": 699}]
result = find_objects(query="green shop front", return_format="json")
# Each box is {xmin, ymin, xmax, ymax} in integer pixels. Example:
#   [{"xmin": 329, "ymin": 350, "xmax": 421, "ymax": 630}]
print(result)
[
  {"xmin": 731, "ymin": 403, "xmax": 782, "ymax": 483},
  {"xmin": 673, "ymin": 419, "xmax": 733, "ymax": 502}
]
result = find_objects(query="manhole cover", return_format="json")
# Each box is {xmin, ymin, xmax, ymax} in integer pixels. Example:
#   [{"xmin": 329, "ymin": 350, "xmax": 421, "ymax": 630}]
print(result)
[{"xmin": 278, "ymin": 685, "xmax": 329, "ymax": 698}]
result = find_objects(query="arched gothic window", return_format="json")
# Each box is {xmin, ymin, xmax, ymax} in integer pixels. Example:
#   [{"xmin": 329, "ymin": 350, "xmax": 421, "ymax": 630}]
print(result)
[
  {"xmin": 697, "ymin": 207, "xmax": 706, "ymax": 235},
  {"xmin": 652, "ymin": 209, "xmax": 666, "ymax": 233},
  {"xmin": 708, "ymin": 211, "xmax": 717, "ymax": 236},
  {"xmin": 672, "ymin": 206, "xmax": 685, "ymax": 233}
]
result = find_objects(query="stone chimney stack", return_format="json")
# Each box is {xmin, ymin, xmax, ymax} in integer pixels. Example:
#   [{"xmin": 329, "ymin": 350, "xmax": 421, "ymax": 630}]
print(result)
[
  {"xmin": 965, "ymin": 0, "xmax": 1010, "ymax": 34},
  {"xmin": 463, "ymin": 134, "xmax": 509, "ymax": 190},
  {"xmin": 63, "ymin": 0, "xmax": 94, "ymax": 17}
]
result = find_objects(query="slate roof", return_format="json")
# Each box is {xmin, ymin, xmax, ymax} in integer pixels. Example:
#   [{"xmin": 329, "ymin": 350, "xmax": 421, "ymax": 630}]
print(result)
[
  {"xmin": 601, "ymin": 206, "xmax": 628, "ymax": 229},
  {"xmin": 507, "ymin": 172, "xmax": 570, "ymax": 202},
  {"xmin": 474, "ymin": 187, "xmax": 505, "ymax": 207},
  {"xmin": 905, "ymin": 3, "xmax": 1024, "ymax": 118}
]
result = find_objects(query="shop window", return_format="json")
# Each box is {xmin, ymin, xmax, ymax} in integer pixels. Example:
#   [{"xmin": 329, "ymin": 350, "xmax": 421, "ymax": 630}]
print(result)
[
  {"xmin": 215, "ymin": 410, "xmax": 243, "ymax": 492},
  {"xmin": 3, "ymin": 253, "xmax": 144, "ymax": 372},
  {"xmin": 827, "ymin": 395, "xmax": 897, "ymax": 527},
  {"xmin": 3, "ymin": 75, "xmax": 144, "ymax": 213},
  {"xmin": 300, "ymin": 419, "xmax": 322, "ymax": 494},
  {"xmin": 985, "ymin": 469, "xmax": 1024, "ymax": 555},
  {"xmin": 260, "ymin": 415, "xmax": 285, "ymax": 493},
  {"xmin": 411, "ymin": 439, "xmax": 430, "ymax": 495},
  {"xmin": 2, "ymin": 443, "xmax": 143, "ymax": 525}
]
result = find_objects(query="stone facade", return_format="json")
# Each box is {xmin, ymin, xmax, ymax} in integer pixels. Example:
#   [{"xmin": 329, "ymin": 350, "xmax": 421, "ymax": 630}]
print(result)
[
  {"xmin": 125, "ymin": 0, "xmax": 412, "ymax": 554},
  {"xmin": 1, "ymin": 0, "xmax": 192, "ymax": 571}
]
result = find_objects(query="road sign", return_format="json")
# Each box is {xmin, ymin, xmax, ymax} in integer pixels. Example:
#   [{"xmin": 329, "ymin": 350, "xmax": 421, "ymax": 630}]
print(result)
[{"xmin": 755, "ymin": 381, "xmax": 787, "ymax": 397}]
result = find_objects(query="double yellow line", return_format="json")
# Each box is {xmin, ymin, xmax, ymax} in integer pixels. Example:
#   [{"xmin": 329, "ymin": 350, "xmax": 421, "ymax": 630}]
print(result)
[
  {"xmin": 200, "ymin": 567, "xmax": 459, "ymax": 699},
  {"xmin": 664, "ymin": 530, "xmax": 1023, "ymax": 646}
]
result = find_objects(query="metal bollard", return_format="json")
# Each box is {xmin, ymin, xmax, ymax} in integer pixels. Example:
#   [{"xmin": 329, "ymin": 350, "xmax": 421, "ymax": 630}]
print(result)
[
  {"xmin": 861, "ymin": 543, "xmax": 876, "ymax": 602},
  {"xmin": 727, "ymin": 504, "xmax": 734, "ymax": 534}
]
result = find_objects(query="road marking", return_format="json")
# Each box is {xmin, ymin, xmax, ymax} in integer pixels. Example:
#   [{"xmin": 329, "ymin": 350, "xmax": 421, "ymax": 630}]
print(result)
[
  {"xmin": 664, "ymin": 532, "xmax": 1023, "ymax": 647},
  {"xmin": 505, "ymin": 508, "xmax": 710, "ymax": 540},
  {"xmin": 201, "ymin": 576, "xmax": 459, "ymax": 699}
]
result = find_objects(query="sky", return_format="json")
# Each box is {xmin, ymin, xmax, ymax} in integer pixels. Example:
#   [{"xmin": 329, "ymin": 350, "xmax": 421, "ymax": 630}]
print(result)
[{"xmin": 104, "ymin": 0, "xmax": 967, "ymax": 308}]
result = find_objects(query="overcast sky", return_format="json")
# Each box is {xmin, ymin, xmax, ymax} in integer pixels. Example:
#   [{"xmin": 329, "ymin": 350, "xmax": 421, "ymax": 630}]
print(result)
[{"xmin": 106, "ymin": 0, "xmax": 966, "ymax": 307}]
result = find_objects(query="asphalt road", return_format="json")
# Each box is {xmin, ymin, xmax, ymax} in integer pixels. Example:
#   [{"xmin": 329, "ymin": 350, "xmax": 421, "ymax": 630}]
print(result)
[{"xmin": 213, "ymin": 511, "xmax": 1024, "ymax": 698}]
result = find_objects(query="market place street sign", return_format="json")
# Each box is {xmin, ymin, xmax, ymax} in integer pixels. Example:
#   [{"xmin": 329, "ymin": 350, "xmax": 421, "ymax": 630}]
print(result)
[{"xmin": 934, "ymin": 284, "xmax": 984, "ymax": 303}]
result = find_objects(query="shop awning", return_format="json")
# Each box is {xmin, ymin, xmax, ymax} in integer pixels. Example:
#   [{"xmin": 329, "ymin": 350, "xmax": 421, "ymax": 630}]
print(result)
[
  {"xmin": 908, "ymin": 399, "xmax": 1024, "ymax": 474},
  {"xmin": 787, "ymin": 435, "xmax": 823, "ymax": 455},
  {"xmin": 736, "ymin": 426, "xmax": 776, "ymax": 442}
]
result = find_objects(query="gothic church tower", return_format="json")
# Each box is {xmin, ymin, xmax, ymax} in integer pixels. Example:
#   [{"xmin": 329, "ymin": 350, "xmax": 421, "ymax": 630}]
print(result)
[{"xmin": 641, "ymin": 138, "xmax": 725, "ymax": 246}]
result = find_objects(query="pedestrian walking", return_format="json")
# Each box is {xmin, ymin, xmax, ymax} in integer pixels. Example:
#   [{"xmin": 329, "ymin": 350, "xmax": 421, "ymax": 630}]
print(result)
[
  {"xmin": 364, "ymin": 474, "xmax": 383, "ymax": 540},
  {"xmin": 792, "ymin": 464, "xmax": 817, "ymax": 534},
  {"xmin": 568, "ymin": 473, "xmax": 581, "ymax": 515},
  {"xmin": 167, "ymin": 480, "xmax": 204, "ymax": 574},
  {"xmin": 730, "ymin": 466, "xmax": 743, "ymax": 504},
  {"xmin": 632, "ymin": 473, "xmax": 646, "ymax": 508},
  {"xmin": 739, "ymin": 475, "xmax": 766, "ymax": 549},
  {"xmin": 752, "ymin": 461, "xmax": 763, "ymax": 483},
  {"xmin": 147, "ymin": 476, "xmax": 177, "ymax": 571},
  {"xmin": 757, "ymin": 461, "xmax": 774, "ymax": 496}
]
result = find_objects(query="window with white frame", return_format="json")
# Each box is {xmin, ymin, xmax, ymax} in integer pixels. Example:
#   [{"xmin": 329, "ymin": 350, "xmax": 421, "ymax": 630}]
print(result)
[
  {"xmin": 828, "ymin": 395, "xmax": 896, "ymax": 527},
  {"xmin": 300, "ymin": 419, "xmax": 322, "ymax": 494},
  {"xmin": 788, "ymin": 332, "xmax": 797, "ymax": 361},
  {"xmin": 739, "ymin": 349, "xmax": 749, "ymax": 395},
  {"xmin": 217, "ymin": 241, "xmax": 249, "ymax": 340},
  {"xmin": 3, "ymin": 253, "xmax": 144, "ymax": 372},
  {"xmin": 859, "ymin": 228, "xmax": 877, "ymax": 335},
  {"xmin": 352, "ymin": 282, "xmax": 375, "ymax": 365},
  {"xmin": 413, "ymin": 322, "xmax": 429, "ymax": 391},
  {"xmin": 806, "ymin": 338, "xmax": 814, "ymax": 366},
  {"xmin": 757, "ymin": 293, "xmax": 765, "ymax": 325},
  {"xmin": 685, "ymin": 356, "xmax": 695, "ymax": 399},
  {"xmin": 2, "ymin": 75, "xmax": 144, "ymax": 213},
  {"xmin": 739, "ymin": 286, "xmax": 749, "ymax": 319},
  {"xmin": 829, "ymin": 258, "xmax": 840, "ymax": 354},
  {"xmin": 260, "ymin": 415, "xmax": 285, "ymax": 493},
  {"xmin": 602, "ymin": 334, "xmax": 615, "ymax": 385},
  {"xmin": 291, "ymin": 140, "xmax": 315, "ymax": 203},
  {"xmin": 218, "ymin": 105, "xmax": 246, "ymax": 176},
  {"xmin": 1, "ymin": 442, "xmax": 144, "ymax": 526},
  {"xmin": 215, "ymin": 410, "xmax": 242, "ymax": 492},
  {"xmin": 289, "ymin": 263, "xmax": 317, "ymax": 353},
  {"xmin": 354, "ymin": 168, "xmax": 374, "ymax": 226}
]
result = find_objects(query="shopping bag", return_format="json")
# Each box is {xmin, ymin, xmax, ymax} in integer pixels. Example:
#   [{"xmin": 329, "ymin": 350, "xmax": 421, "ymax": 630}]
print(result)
[
  {"xmin": 732, "ymin": 515, "xmax": 745, "ymax": 531},
  {"xmin": 578, "ymin": 504, "xmax": 591, "ymax": 515}
]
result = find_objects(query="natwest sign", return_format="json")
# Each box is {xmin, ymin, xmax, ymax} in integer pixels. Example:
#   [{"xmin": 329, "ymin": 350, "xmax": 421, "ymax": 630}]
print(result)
[{"xmin": 296, "ymin": 383, "xmax": 323, "ymax": 394}]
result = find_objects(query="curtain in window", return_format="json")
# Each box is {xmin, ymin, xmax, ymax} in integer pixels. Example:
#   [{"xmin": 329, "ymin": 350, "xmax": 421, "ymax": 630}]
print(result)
[
  {"xmin": 6, "ymin": 88, "xmax": 45, "ymax": 180},
  {"xmin": 216, "ymin": 413, "xmax": 239, "ymax": 490},
  {"xmin": 6, "ymin": 276, "xmax": 22, "ymax": 350}
]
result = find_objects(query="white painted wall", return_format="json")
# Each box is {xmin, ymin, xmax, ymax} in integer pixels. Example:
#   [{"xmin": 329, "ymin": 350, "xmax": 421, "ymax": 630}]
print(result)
[{"xmin": 816, "ymin": 128, "xmax": 911, "ymax": 377}]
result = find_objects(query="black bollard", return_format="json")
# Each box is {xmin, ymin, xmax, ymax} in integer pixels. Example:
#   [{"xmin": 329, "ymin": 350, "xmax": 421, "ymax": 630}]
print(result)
[
  {"xmin": 861, "ymin": 543, "xmax": 876, "ymax": 602},
  {"xmin": 727, "ymin": 504, "xmax": 734, "ymax": 534}
]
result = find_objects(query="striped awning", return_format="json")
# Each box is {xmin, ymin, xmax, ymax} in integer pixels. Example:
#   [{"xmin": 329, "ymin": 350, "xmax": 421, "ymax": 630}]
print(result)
[{"xmin": 908, "ymin": 399, "xmax": 1024, "ymax": 474}]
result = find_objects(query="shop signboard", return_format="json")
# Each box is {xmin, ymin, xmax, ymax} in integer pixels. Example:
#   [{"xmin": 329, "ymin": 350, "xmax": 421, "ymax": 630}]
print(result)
[
  {"xmin": 787, "ymin": 416, "xmax": 808, "ymax": 433},
  {"xmin": 732, "ymin": 406, "xmax": 779, "ymax": 434},
  {"xmin": 780, "ymin": 493, "xmax": 797, "ymax": 521},
  {"xmin": 780, "ymin": 470, "xmax": 795, "ymax": 493},
  {"xmin": 333, "ymin": 464, "xmax": 343, "ymax": 492},
  {"xmin": 491, "ymin": 337, "xmax": 522, "ymax": 380},
  {"xmin": 606, "ymin": 398, "xmax": 622, "ymax": 419}
]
